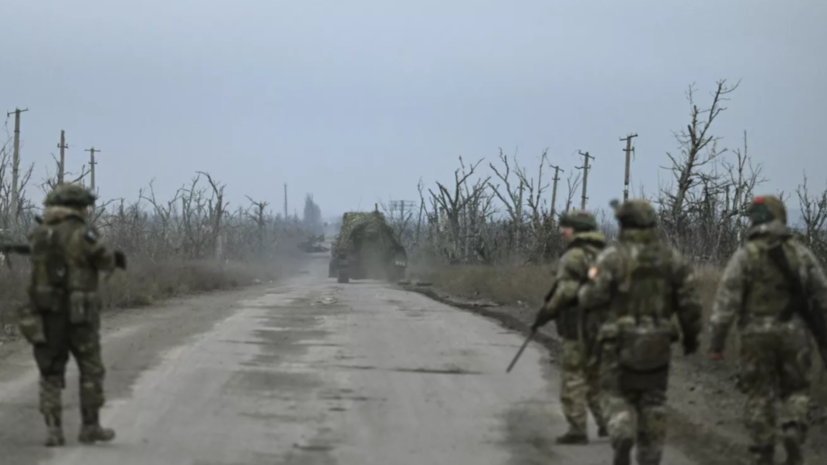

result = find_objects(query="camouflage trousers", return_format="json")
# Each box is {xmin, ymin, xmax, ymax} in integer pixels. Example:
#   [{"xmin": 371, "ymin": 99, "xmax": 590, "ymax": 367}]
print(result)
[
  {"xmin": 33, "ymin": 312, "xmax": 106, "ymax": 415},
  {"xmin": 601, "ymin": 387, "xmax": 667, "ymax": 465},
  {"xmin": 560, "ymin": 339, "xmax": 606, "ymax": 435},
  {"xmin": 599, "ymin": 338, "xmax": 668, "ymax": 465},
  {"xmin": 738, "ymin": 327, "xmax": 812, "ymax": 459}
]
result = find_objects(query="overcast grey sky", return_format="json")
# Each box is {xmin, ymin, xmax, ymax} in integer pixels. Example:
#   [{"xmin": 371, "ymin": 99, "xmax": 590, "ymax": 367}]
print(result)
[{"xmin": 2, "ymin": 1, "xmax": 825, "ymax": 220}]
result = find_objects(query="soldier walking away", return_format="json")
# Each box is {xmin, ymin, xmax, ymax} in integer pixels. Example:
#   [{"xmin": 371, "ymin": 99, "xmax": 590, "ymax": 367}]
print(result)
[
  {"xmin": 532, "ymin": 210, "xmax": 608, "ymax": 444},
  {"xmin": 25, "ymin": 184, "xmax": 126, "ymax": 446},
  {"xmin": 709, "ymin": 195, "xmax": 827, "ymax": 465},
  {"xmin": 577, "ymin": 199, "xmax": 702, "ymax": 465}
]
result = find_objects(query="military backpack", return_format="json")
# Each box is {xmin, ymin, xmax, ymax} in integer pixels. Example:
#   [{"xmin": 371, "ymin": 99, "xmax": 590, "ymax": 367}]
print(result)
[{"xmin": 615, "ymin": 242, "xmax": 675, "ymax": 374}]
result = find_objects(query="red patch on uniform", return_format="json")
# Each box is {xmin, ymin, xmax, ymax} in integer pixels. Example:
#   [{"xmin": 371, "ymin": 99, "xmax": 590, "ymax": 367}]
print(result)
[
  {"xmin": 588, "ymin": 267, "xmax": 599, "ymax": 280},
  {"xmin": 752, "ymin": 197, "xmax": 766, "ymax": 204}
]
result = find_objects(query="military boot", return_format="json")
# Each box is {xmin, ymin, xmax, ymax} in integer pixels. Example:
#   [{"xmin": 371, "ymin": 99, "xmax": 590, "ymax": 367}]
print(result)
[
  {"xmin": 555, "ymin": 430, "xmax": 588, "ymax": 445},
  {"xmin": 613, "ymin": 437, "xmax": 634, "ymax": 465},
  {"xmin": 782, "ymin": 424, "xmax": 805, "ymax": 465},
  {"xmin": 749, "ymin": 445, "xmax": 774, "ymax": 465},
  {"xmin": 78, "ymin": 408, "xmax": 115, "ymax": 444},
  {"xmin": 42, "ymin": 410, "xmax": 65, "ymax": 447}
]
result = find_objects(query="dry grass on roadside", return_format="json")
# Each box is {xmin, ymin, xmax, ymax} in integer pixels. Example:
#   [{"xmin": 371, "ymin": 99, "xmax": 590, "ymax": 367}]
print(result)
[
  {"xmin": 421, "ymin": 264, "xmax": 554, "ymax": 308},
  {"xmin": 0, "ymin": 258, "xmax": 298, "ymax": 335},
  {"xmin": 421, "ymin": 263, "xmax": 720, "ymax": 312},
  {"xmin": 424, "ymin": 262, "xmax": 827, "ymax": 402}
]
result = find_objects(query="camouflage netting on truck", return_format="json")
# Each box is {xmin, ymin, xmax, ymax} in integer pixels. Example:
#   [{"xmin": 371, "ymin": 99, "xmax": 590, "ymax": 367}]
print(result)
[
  {"xmin": 335, "ymin": 211, "xmax": 402, "ymax": 253},
  {"xmin": 331, "ymin": 209, "xmax": 407, "ymax": 282},
  {"xmin": 334, "ymin": 212, "xmax": 374, "ymax": 253}
]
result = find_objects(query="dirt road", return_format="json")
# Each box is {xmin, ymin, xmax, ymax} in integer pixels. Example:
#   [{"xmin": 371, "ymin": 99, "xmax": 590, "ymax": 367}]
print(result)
[{"xmin": 0, "ymin": 257, "xmax": 697, "ymax": 465}]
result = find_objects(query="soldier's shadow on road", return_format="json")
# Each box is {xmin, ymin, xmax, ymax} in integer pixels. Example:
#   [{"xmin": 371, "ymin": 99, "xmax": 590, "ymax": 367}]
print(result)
[
  {"xmin": 498, "ymin": 399, "xmax": 610, "ymax": 465},
  {"xmin": 498, "ymin": 400, "xmax": 559, "ymax": 465}
]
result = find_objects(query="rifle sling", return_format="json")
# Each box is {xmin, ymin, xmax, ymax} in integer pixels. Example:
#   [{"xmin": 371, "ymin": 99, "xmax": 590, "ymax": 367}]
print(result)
[{"xmin": 767, "ymin": 240, "xmax": 804, "ymax": 324}]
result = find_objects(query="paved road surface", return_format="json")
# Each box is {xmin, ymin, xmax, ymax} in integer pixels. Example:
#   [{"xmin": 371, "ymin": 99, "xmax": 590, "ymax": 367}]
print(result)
[{"xmin": 0, "ymin": 257, "xmax": 697, "ymax": 464}]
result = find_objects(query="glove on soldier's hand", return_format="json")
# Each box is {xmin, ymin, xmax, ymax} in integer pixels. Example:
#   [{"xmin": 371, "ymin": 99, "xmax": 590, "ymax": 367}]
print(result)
[
  {"xmin": 531, "ymin": 315, "xmax": 543, "ymax": 332},
  {"xmin": 683, "ymin": 338, "xmax": 699, "ymax": 356},
  {"xmin": 531, "ymin": 309, "xmax": 550, "ymax": 332},
  {"xmin": 114, "ymin": 251, "xmax": 127, "ymax": 270}
]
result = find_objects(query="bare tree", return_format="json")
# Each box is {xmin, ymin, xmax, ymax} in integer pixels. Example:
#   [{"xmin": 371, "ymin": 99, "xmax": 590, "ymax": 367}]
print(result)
[
  {"xmin": 796, "ymin": 175, "xmax": 827, "ymax": 253},
  {"xmin": 488, "ymin": 149, "xmax": 527, "ymax": 250},
  {"xmin": 661, "ymin": 80, "xmax": 740, "ymax": 224},
  {"xmin": 428, "ymin": 156, "xmax": 491, "ymax": 262},
  {"xmin": 564, "ymin": 170, "xmax": 582, "ymax": 213}
]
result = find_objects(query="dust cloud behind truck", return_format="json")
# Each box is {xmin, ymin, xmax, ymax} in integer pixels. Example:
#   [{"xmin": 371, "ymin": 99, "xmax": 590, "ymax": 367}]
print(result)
[{"xmin": 328, "ymin": 206, "xmax": 407, "ymax": 284}]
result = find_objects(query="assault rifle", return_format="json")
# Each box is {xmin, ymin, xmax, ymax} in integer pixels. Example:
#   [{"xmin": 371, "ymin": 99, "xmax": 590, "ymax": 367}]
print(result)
[
  {"xmin": 768, "ymin": 240, "xmax": 827, "ymax": 369},
  {"xmin": 507, "ymin": 280, "xmax": 562, "ymax": 373},
  {"xmin": 0, "ymin": 243, "xmax": 127, "ymax": 270}
]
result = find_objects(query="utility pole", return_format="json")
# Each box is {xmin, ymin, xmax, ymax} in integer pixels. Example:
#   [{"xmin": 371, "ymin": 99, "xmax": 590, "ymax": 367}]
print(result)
[
  {"xmin": 58, "ymin": 130, "xmax": 69, "ymax": 184},
  {"xmin": 7, "ymin": 107, "xmax": 28, "ymax": 222},
  {"xmin": 390, "ymin": 200, "xmax": 416, "ymax": 222},
  {"xmin": 619, "ymin": 133, "xmax": 638, "ymax": 201},
  {"xmin": 549, "ymin": 164, "xmax": 564, "ymax": 219},
  {"xmin": 283, "ymin": 183, "xmax": 288, "ymax": 219},
  {"xmin": 575, "ymin": 151, "xmax": 594, "ymax": 210},
  {"xmin": 85, "ymin": 147, "xmax": 100, "ymax": 193}
]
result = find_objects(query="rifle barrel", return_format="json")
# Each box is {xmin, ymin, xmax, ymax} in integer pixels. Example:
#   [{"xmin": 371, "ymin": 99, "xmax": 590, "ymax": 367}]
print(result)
[{"xmin": 506, "ymin": 331, "xmax": 536, "ymax": 373}]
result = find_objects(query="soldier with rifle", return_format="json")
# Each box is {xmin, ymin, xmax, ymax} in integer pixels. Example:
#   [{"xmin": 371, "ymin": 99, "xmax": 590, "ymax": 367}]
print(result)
[
  {"xmin": 528, "ymin": 209, "xmax": 609, "ymax": 444},
  {"xmin": 1, "ymin": 184, "xmax": 126, "ymax": 446},
  {"xmin": 710, "ymin": 195, "xmax": 827, "ymax": 465}
]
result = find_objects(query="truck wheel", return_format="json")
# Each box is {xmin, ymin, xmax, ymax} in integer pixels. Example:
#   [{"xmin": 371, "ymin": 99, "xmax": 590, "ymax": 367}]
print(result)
[{"xmin": 337, "ymin": 270, "xmax": 350, "ymax": 284}]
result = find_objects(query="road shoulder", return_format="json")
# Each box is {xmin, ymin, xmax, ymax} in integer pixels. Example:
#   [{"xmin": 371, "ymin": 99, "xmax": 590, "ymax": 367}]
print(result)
[{"xmin": 404, "ymin": 284, "xmax": 827, "ymax": 465}]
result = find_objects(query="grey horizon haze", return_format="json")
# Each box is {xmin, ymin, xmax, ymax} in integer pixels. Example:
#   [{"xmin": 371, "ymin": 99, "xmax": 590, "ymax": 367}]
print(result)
[{"xmin": 2, "ymin": 1, "xmax": 825, "ymax": 222}]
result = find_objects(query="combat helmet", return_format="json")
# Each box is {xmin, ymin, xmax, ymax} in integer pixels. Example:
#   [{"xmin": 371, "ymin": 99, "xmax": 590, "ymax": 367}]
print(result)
[
  {"xmin": 746, "ymin": 195, "xmax": 787, "ymax": 226},
  {"xmin": 612, "ymin": 198, "xmax": 657, "ymax": 229},
  {"xmin": 559, "ymin": 209, "xmax": 597, "ymax": 232},
  {"xmin": 44, "ymin": 183, "xmax": 96, "ymax": 209}
]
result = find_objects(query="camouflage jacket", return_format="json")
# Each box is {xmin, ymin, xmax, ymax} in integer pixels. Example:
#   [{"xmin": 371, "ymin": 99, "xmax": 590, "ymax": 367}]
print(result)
[
  {"xmin": 535, "ymin": 231, "xmax": 605, "ymax": 327},
  {"xmin": 28, "ymin": 206, "xmax": 119, "ymax": 297},
  {"xmin": 577, "ymin": 228, "xmax": 702, "ymax": 346},
  {"xmin": 709, "ymin": 220, "xmax": 827, "ymax": 353}
]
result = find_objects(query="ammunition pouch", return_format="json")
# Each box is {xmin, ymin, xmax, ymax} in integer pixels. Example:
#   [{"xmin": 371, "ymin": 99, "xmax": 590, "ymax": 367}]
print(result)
[
  {"xmin": 16, "ymin": 304, "xmax": 46, "ymax": 345},
  {"xmin": 618, "ymin": 324, "xmax": 673, "ymax": 373},
  {"xmin": 619, "ymin": 365, "xmax": 670, "ymax": 391},
  {"xmin": 114, "ymin": 250, "xmax": 127, "ymax": 269},
  {"xmin": 29, "ymin": 286, "xmax": 64, "ymax": 313},
  {"xmin": 69, "ymin": 291, "xmax": 101, "ymax": 324},
  {"xmin": 556, "ymin": 306, "xmax": 582, "ymax": 340}
]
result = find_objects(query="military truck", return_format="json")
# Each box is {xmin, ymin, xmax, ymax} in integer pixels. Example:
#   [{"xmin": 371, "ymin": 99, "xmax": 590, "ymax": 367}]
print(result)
[{"xmin": 328, "ymin": 206, "xmax": 407, "ymax": 284}]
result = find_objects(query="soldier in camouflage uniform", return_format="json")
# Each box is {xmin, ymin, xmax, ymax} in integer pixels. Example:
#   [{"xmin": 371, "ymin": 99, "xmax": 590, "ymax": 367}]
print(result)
[
  {"xmin": 577, "ymin": 199, "xmax": 702, "ymax": 465},
  {"xmin": 27, "ymin": 184, "xmax": 125, "ymax": 446},
  {"xmin": 533, "ymin": 210, "xmax": 608, "ymax": 444},
  {"xmin": 709, "ymin": 195, "xmax": 827, "ymax": 465}
]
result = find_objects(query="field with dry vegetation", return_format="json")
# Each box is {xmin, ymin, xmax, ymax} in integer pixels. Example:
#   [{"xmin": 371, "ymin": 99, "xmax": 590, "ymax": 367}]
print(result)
[
  {"xmin": 0, "ymin": 126, "xmax": 325, "ymax": 340},
  {"xmin": 383, "ymin": 80, "xmax": 827, "ymax": 462}
]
